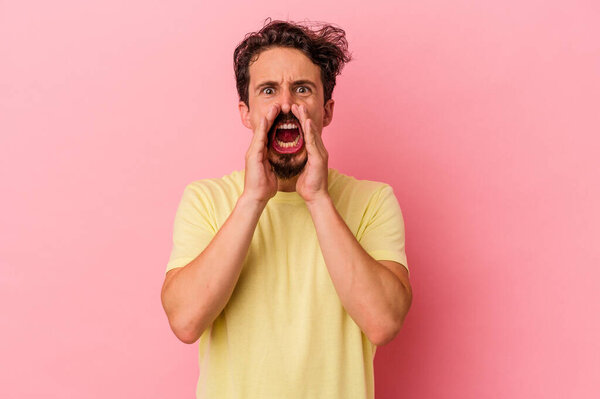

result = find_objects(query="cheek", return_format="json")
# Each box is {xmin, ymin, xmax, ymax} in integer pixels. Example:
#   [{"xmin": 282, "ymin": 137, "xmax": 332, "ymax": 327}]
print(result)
[{"xmin": 308, "ymin": 110, "xmax": 324, "ymax": 126}]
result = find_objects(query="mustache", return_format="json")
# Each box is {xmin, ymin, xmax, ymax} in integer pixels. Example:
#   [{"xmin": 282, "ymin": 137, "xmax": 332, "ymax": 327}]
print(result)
[{"xmin": 274, "ymin": 111, "xmax": 300, "ymax": 126}]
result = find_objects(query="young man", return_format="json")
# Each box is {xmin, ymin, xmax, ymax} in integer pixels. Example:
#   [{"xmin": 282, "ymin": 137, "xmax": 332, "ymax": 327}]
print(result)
[{"xmin": 161, "ymin": 19, "xmax": 412, "ymax": 399}]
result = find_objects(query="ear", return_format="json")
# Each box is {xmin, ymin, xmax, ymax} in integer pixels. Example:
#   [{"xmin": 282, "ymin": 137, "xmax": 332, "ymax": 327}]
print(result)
[
  {"xmin": 238, "ymin": 101, "xmax": 252, "ymax": 130},
  {"xmin": 323, "ymin": 98, "xmax": 335, "ymax": 127}
]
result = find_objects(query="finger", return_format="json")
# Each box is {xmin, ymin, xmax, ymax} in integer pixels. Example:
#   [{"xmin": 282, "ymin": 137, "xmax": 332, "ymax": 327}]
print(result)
[
  {"xmin": 291, "ymin": 104, "xmax": 305, "ymax": 131},
  {"xmin": 291, "ymin": 104, "xmax": 311, "ymax": 149},
  {"xmin": 248, "ymin": 116, "xmax": 266, "ymax": 158},
  {"xmin": 302, "ymin": 105, "xmax": 328, "ymax": 155},
  {"xmin": 303, "ymin": 119, "xmax": 319, "ymax": 158},
  {"xmin": 293, "ymin": 105, "xmax": 325, "ymax": 158},
  {"xmin": 302, "ymin": 104, "xmax": 325, "ymax": 143},
  {"xmin": 251, "ymin": 104, "xmax": 278, "ymax": 150},
  {"xmin": 263, "ymin": 104, "xmax": 280, "ymax": 139}
]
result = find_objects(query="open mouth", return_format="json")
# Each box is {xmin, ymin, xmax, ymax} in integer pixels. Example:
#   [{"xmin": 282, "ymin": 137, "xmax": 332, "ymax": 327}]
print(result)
[{"xmin": 269, "ymin": 118, "xmax": 304, "ymax": 154}]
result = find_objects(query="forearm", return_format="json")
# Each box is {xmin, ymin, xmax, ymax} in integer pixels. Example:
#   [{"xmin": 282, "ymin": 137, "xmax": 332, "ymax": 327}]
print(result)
[
  {"xmin": 161, "ymin": 194, "xmax": 266, "ymax": 343},
  {"xmin": 307, "ymin": 196, "xmax": 411, "ymax": 346}
]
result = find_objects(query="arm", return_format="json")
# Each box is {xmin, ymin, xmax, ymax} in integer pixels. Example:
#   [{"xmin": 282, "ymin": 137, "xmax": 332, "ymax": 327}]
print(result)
[
  {"xmin": 289, "ymin": 103, "xmax": 412, "ymax": 346},
  {"xmin": 161, "ymin": 195, "xmax": 266, "ymax": 344},
  {"xmin": 161, "ymin": 104, "xmax": 281, "ymax": 344},
  {"xmin": 306, "ymin": 196, "xmax": 413, "ymax": 346}
]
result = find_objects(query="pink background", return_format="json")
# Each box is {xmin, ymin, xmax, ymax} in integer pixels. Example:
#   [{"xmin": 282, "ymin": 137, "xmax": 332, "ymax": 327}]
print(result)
[{"xmin": 1, "ymin": 1, "xmax": 599, "ymax": 398}]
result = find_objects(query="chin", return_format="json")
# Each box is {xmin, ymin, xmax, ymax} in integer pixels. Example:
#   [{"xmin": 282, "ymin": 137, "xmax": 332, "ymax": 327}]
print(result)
[{"xmin": 268, "ymin": 148, "xmax": 308, "ymax": 180}]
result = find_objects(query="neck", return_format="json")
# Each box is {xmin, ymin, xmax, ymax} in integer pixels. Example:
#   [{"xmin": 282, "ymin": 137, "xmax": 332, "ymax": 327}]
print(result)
[{"xmin": 277, "ymin": 175, "xmax": 300, "ymax": 192}]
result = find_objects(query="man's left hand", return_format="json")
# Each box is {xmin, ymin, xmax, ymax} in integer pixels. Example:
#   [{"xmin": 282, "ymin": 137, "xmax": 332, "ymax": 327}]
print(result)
[{"xmin": 292, "ymin": 104, "xmax": 330, "ymax": 204}]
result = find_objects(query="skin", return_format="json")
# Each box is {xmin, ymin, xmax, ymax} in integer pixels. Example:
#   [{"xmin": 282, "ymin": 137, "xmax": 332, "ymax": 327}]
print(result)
[
  {"xmin": 238, "ymin": 46, "xmax": 334, "ymax": 199},
  {"xmin": 237, "ymin": 46, "xmax": 413, "ymax": 345},
  {"xmin": 161, "ymin": 46, "xmax": 412, "ymax": 346}
]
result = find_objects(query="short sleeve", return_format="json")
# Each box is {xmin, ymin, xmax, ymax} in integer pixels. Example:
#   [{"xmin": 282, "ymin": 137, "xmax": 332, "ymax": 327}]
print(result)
[
  {"xmin": 165, "ymin": 183, "xmax": 217, "ymax": 274},
  {"xmin": 358, "ymin": 184, "xmax": 409, "ymax": 275}
]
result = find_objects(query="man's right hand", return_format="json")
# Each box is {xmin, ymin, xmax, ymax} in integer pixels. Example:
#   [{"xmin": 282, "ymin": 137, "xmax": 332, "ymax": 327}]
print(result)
[
  {"xmin": 242, "ymin": 104, "xmax": 280, "ymax": 204},
  {"xmin": 163, "ymin": 106, "xmax": 281, "ymax": 342}
]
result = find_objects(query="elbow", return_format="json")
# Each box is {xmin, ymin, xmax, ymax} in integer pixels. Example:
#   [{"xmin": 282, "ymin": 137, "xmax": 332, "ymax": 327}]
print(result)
[
  {"xmin": 367, "ymin": 321, "xmax": 402, "ymax": 346},
  {"xmin": 367, "ymin": 294, "xmax": 412, "ymax": 346},
  {"xmin": 170, "ymin": 318, "xmax": 204, "ymax": 344},
  {"xmin": 176, "ymin": 330, "xmax": 200, "ymax": 345},
  {"xmin": 163, "ymin": 305, "xmax": 207, "ymax": 345},
  {"xmin": 161, "ymin": 281, "xmax": 206, "ymax": 345},
  {"xmin": 162, "ymin": 305, "xmax": 198, "ymax": 344}
]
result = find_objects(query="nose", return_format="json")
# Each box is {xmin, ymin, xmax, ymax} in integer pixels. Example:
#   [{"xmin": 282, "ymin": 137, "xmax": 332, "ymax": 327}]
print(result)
[{"xmin": 278, "ymin": 88, "xmax": 295, "ymax": 115}]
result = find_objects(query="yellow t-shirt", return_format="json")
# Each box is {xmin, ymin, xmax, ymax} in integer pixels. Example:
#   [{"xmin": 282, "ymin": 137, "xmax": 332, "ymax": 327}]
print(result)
[{"xmin": 166, "ymin": 168, "xmax": 409, "ymax": 399}]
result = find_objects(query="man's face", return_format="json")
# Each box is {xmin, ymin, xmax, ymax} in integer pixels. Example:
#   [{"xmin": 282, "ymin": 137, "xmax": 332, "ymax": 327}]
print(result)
[{"xmin": 239, "ymin": 46, "xmax": 334, "ymax": 180}]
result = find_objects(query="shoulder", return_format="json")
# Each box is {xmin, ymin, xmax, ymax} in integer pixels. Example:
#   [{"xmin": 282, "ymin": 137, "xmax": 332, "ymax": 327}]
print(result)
[
  {"xmin": 183, "ymin": 169, "xmax": 245, "ymax": 200},
  {"xmin": 328, "ymin": 168, "xmax": 393, "ymax": 204}
]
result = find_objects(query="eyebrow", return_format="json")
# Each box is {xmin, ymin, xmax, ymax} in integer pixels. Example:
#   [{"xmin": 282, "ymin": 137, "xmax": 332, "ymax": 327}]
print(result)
[{"xmin": 255, "ymin": 79, "xmax": 318, "ymax": 91}]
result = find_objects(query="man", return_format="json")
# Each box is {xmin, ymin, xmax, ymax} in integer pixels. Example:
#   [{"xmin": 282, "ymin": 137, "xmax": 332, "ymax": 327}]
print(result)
[{"xmin": 161, "ymin": 19, "xmax": 412, "ymax": 399}]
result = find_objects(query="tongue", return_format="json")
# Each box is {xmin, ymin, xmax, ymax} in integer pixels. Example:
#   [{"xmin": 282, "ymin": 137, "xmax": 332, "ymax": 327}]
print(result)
[{"xmin": 275, "ymin": 128, "xmax": 300, "ymax": 142}]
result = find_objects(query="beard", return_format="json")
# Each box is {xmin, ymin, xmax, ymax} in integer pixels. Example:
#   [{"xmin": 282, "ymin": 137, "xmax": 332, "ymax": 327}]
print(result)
[
  {"xmin": 266, "ymin": 111, "xmax": 307, "ymax": 180},
  {"xmin": 268, "ymin": 151, "xmax": 308, "ymax": 180}
]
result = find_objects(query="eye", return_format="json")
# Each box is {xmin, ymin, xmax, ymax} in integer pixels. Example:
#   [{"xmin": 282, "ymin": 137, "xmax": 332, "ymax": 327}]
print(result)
[
  {"xmin": 262, "ymin": 87, "xmax": 274, "ymax": 95},
  {"xmin": 296, "ymin": 86, "xmax": 310, "ymax": 94}
]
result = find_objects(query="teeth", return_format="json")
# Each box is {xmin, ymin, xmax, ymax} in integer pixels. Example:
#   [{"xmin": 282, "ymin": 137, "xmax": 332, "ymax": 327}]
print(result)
[
  {"xmin": 277, "ymin": 123, "xmax": 298, "ymax": 130},
  {"xmin": 276, "ymin": 134, "xmax": 300, "ymax": 148}
]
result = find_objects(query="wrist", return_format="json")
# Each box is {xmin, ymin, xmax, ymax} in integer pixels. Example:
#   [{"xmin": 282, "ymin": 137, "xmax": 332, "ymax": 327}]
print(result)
[
  {"xmin": 238, "ymin": 192, "xmax": 269, "ymax": 211},
  {"xmin": 305, "ymin": 193, "xmax": 333, "ymax": 213}
]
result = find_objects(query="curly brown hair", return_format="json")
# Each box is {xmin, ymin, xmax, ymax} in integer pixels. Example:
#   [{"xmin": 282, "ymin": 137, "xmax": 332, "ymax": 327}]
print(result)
[{"xmin": 233, "ymin": 18, "xmax": 353, "ymax": 108}]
